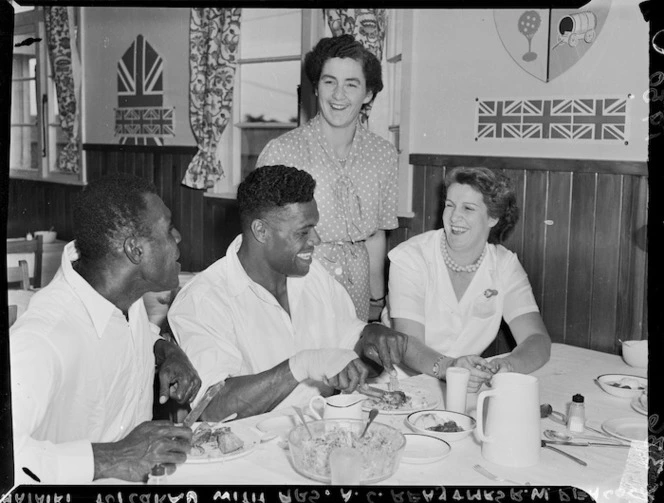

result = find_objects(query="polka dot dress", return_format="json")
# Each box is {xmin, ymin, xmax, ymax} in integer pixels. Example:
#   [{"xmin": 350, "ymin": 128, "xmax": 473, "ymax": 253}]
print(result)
[{"xmin": 257, "ymin": 114, "xmax": 399, "ymax": 321}]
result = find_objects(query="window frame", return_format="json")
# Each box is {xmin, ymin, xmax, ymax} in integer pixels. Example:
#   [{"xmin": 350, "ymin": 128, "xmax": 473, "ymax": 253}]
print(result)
[
  {"xmin": 10, "ymin": 5, "xmax": 85, "ymax": 185},
  {"xmin": 208, "ymin": 9, "xmax": 323, "ymax": 197}
]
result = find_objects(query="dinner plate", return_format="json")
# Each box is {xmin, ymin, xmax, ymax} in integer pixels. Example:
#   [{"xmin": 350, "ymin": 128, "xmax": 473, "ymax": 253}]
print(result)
[
  {"xmin": 186, "ymin": 422, "xmax": 259, "ymax": 464},
  {"xmin": 401, "ymin": 433, "xmax": 451, "ymax": 464},
  {"xmin": 362, "ymin": 382, "xmax": 441, "ymax": 415},
  {"xmin": 601, "ymin": 417, "xmax": 648, "ymax": 443},
  {"xmin": 631, "ymin": 396, "xmax": 647, "ymax": 416}
]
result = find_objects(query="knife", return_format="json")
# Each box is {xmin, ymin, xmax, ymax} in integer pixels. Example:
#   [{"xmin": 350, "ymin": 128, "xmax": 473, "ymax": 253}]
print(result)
[
  {"xmin": 359, "ymin": 384, "xmax": 387, "ymax": 398},
  {"xmin": 182, "ymin": 380, "xmax": 225, "ymax": 428},
  {"xmin": 542, "ymin": 439, "xmax": 630, "ymax": 447}
]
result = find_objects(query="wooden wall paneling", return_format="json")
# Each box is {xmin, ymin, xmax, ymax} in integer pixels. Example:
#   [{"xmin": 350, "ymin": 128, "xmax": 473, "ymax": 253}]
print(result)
[
  {"xmin": 502, "ymin": 169, "xmax": 526, "ymax": 259},
  {"xmin": 616, "ymin": 175, "xmax": 648, "ymax": 341},
  {"xmin": 540, "ymin": 171, "xmax": 572, "ymax": 343},
  {"xmin": 565, "ymin": 172, "xmax": 597, "ymax": 348},
  {"xmin": 520, "ymin": 170, "xmax": 548, "ymax": 309},
  {"xmin": 423, "ymin": 165, "xmax": 446, "ymax": 232},
  {"xmin": 589, "ymin": 173, "xmax": 623, "ymax": 353},
  {"xmin": 410, "ymin": 165, "xmax": 427, "ymax": 235}
]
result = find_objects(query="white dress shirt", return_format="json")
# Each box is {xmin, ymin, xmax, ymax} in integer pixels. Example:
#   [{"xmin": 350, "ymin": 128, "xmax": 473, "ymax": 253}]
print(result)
[
  {"xmin": 388, "ymin": 229, "xmax": 539, "ymax": 357},
  {"xmin": 10, "ymin": 241, "xmax": 161, "ymax": 484},
  {"xmin": 168, "ymin": 235, "xmax": 367, "ymax": 409}
]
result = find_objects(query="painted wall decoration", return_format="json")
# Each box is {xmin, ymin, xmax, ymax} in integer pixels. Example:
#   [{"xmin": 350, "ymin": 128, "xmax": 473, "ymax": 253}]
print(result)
[
  {"xmin": 494, "ymin": 0, "xmax": 612, "ymax": 83},
  {"xmin": 475, "ymin": 97, "xmax": 629, "ymax": 142},
  {"xmin": 115, "ymin": 35, "xmax": 175, "ymax": 145}
]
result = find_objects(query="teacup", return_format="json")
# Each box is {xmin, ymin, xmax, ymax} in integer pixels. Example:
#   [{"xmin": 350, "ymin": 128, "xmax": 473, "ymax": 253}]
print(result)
[{"xmin": 309, "ymin": 394, "xmax": 365, "ymax": 420}]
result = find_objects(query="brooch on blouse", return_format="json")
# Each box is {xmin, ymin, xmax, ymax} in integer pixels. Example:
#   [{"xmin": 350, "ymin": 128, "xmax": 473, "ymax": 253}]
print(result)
[{"xmin": 483, "ymin": 289, "xmax": 498, "ymax": 298}]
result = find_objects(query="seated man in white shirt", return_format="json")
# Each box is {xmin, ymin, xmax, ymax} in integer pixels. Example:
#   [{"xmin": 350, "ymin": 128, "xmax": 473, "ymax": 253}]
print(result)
[
  {"xmin": 10, "ymin": 174, "xmax": 201, "ymax": 485},
  {"xmin": 168, "ymin": 165, "xmax": 441, "ymax": 421}
]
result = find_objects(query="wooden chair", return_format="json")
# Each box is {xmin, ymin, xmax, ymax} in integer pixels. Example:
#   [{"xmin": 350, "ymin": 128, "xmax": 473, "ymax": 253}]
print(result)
[
  {"xmin": 8, "ymin": 305, "xmax": 18, "ymax": 328},
  {"xmin": 7, "ymin": 235, "xmax": 43, "ymax": 288},
  {"xmin": 7, "ymin": 260, "xmax": 31, "ymax": 290}
]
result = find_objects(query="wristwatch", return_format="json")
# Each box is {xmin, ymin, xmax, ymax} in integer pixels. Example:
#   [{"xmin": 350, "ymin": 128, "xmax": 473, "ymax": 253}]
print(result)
[{"xmin": 432, "ymin": 355, "xmax": 449, "ymax": 380}]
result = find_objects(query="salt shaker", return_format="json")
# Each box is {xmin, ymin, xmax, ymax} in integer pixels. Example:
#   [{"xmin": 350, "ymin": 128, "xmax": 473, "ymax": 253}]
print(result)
[
  {"xmin": 567, "ymin": 394, "xmax": 585, "ymax": 433},
  {"xmin": 147, "ymin": 464, "xmax": 167, "ymax": 485}
]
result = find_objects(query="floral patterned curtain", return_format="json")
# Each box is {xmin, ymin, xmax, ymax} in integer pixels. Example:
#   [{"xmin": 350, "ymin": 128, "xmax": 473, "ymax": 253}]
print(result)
[
  {"xmin": 44, "ymin": 6, "xmax": 81, "ymax": 173},
  {"xmin": 183, "ymin": 8, "xmax": 241, "ymax": 189},
  {"xmin": 325, "ymin": 8, "xmax": 387, "ymax": 124}
]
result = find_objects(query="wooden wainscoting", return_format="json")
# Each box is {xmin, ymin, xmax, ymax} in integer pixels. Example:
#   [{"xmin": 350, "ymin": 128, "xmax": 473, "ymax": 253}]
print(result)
[
  {"xmin": 8, "ymin": 144, "xmax": 242, "ymax": 274},
  {"xmin": 397, "ymin": 154, "xmax": 648, "ymax": 354}
]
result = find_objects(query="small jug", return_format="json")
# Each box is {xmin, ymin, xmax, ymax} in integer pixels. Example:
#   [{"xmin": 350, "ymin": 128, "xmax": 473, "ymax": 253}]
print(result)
[
  {"xmin": 475, "ymin": 372, "xmax": 540, "ymax": 467},
  {"xmin": 309, "ymin": 394, "xmax": 365, "ymax": 420}
]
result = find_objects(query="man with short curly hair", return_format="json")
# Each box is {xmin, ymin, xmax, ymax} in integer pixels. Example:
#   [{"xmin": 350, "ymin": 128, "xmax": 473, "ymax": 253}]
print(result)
[
  {"xmin": 169, "ymin": 165, "xmax": 426, "ymax": 420},
  {"xmin": 11, "ymin": 173, "xmax": 201, "ymax": 484}
]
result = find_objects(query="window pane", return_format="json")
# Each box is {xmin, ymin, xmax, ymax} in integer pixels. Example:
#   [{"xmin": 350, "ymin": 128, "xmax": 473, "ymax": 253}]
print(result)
[
  {"xmin": 11, "ymin": 36, "xmax": 38, "ymax": 172},
  {"xmin": 240, "ymin": 128, "xmax": 294, "ymax": 181},
  {"xmin": 240, "ymin": 9, "xmax": 301, "ymax": 59},
  {"xmin": 240, "ymin": 61, "xmax": 299, "ymax": 123}
]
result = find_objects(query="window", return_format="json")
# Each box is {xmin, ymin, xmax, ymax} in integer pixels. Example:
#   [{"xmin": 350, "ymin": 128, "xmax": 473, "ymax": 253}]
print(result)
[
  {"xmin": 385, "ymin": 9, "xmax": 403, "ymax": 154},
  {"xmin": 211, "ymin": 9, "xmax": 322, "ymax": 195},
  {"xmin": 10, "ymin": 3, "xmax": 83, "ymax": 184}
]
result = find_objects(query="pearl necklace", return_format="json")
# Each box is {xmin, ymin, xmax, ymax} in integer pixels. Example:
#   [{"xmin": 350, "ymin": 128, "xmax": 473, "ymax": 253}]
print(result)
[{"xmin": 441, "ymin": 231, "xmax": 486, "ymax": 273}]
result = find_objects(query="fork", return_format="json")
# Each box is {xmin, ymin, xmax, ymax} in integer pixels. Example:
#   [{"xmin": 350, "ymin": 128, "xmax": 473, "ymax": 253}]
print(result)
[{"xmin": 474, "ymin": 464, "xmax": 528, "ymax": 486}]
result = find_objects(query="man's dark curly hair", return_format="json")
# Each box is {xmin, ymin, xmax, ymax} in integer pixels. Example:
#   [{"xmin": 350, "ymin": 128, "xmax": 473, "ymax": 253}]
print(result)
[
  {"xmin": 443, "ymin": 167, "xmax": 519, "ymax": 244},
  {"xmin": 237, "ymin": 165, "xmax": 316, "ymax": 229},
  {"xmin": 304, "ymin": 34, "xmax": 383, "ymax": 99},
  {"xmin": 73, "ymin": 173, "xmax": 158, "ymax": 263}
]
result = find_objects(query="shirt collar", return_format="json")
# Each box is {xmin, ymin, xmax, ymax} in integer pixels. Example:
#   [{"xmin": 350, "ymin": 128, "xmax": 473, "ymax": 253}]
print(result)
[
  {"xmin": 224, "ymin": 234, "xmax": 304, "ymax": 304},
  {"xmin": 61, "ymin": 240, "xmax": 136, "ymax": 338}
]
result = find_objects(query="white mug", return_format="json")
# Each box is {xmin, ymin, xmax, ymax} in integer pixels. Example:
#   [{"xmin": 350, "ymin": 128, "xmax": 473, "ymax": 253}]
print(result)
[{"xmin": 309, "ymin": 394, "xmax": 365, "ymax": 420}]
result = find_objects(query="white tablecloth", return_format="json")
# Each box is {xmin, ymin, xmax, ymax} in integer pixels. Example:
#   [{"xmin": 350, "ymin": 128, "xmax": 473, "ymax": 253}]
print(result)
[{"xmin": 96, "ymin": 343, "xmax": 648, "ymax": 503}]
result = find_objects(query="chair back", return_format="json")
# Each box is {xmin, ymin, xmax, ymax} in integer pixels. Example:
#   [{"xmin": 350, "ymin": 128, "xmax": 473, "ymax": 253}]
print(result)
[
  {"xmin": 7, "ymin": 236, "xmax": 43, "ymax": 288},
  {"xmin": 7, "ymin": 260, "xmax": 31, "ymax": 290}
]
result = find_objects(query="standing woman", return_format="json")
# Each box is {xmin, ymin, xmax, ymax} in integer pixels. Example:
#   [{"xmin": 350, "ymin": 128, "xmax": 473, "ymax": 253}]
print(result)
[{"xmin": 257, "ymin": 35, "xmax": 398, "ymax": 322}]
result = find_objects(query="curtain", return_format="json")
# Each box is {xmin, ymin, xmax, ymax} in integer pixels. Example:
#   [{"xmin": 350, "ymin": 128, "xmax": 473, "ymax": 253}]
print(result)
[
  {"xmin": 44, "ymin": 6, "xmax": 81, "ymax": 174},
  {"xmin": 325, "ymin": 8, "xmax": 387, "ymax": 124},
  {"xmin": 183, "ymin": 8, "xmax": 241, "ymax": 189}
]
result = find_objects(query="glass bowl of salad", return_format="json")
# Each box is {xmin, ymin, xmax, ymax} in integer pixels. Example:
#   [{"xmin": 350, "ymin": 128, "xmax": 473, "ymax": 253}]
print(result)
[{"xmin": 288, "ymin": 419, "xmax": 406, "ymax": 484}]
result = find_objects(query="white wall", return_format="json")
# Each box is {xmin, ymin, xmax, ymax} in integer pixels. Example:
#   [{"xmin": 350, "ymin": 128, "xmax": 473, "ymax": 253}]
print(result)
[
  {"xmin": 405, "ymin": 3, "xmax": 648, "ymax": 164},
  {"xmin": 81, "ymin": 7, "xmax": 194, "ymax": 145}
]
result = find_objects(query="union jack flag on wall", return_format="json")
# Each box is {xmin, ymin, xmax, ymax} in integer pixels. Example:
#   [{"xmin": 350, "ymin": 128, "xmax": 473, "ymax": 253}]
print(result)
[
  {"xmin": 115, "ymin": 35, "xmax": 174, "ymax": 146},
  {"xmin": 476, "ymin": 97, "xmax": 628, "ymax": 142}
]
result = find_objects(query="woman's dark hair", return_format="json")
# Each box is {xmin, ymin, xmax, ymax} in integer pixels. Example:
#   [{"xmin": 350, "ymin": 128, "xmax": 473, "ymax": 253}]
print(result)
[
  {"xmin": 237, "ymin": 165, "xmax": 316, "ymax": 230},
  {"xmin": 74, "ymin": 173, "xmax": 158, "ymax": 263},
  {"xmin": 304, "ymin": 34, "xmax": 383, "ymax": 99},
  {"xmin": 443, "ymin": 167, "xmax": 519, "ymax": 244}
]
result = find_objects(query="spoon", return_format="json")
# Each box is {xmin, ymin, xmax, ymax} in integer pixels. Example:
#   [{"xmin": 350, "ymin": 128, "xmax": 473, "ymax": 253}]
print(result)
[
  {"xmin": 540, "ymin": 403, "xmax": 567, "ymax": 425},
  {"xmin": 360, "ymin": 409, "xmax": 379, "ymax": 438},
  {"xmin": 292, "ymin": 406, "xmax": 313, "ymax": 438},
  {"xmin": 541, "ymin": 440, "xmax": 587, "ymax": 466},
  {"xmin": 543, "ymin": 429, "xmax": 628, "ymax": 446}
]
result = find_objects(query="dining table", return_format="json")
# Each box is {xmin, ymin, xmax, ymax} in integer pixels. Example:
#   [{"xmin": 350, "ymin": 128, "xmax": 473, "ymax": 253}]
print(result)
[{"xmin": 95, "ymin": 343, "xmax": 649, "ymax": 503}]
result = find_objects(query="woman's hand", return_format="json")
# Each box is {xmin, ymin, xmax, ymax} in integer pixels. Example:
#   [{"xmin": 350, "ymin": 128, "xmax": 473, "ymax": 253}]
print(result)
[{"xmin": 449, "ymin": 355, "xmax": 495, "ymax": 393}]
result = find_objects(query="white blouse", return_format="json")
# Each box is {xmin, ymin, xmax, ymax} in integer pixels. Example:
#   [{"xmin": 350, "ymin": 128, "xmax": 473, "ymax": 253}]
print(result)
[{"xmin": 387, "ymin": 229, "xmax": 540, "ymax": 357}]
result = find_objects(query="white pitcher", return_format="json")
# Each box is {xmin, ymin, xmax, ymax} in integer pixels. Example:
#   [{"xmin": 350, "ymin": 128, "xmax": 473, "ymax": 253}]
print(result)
[
  {"xmin": 309, "ymin": 394, "xmax": 365, "ymax": 420},
  {"xmin": 475, "ymin": 372, "xmax": 540, "ymax": 467}
]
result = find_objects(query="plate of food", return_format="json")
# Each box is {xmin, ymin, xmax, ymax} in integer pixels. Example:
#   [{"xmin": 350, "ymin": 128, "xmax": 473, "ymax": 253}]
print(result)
[
  {"xmin": 362, "ymin": 382, "xmax": 441, "ymax": 415},
  {"xmin": 405, "ymin": 410, "xmax": 476, "ymax": 442},
  {"xmin": 596, "ymin": 374, "xmax": 647, "ymax": 399},
  {"xmin": 601, "ymin": 417, "xmax": 647, "ymax": 443},
  {"xmin": 187, "ymin": 421, "xmax": 259, "ymax": 464}
]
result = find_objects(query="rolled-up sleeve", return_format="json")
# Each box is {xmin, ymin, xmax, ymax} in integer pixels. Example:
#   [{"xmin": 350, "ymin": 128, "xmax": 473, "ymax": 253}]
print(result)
[
  {"xmin": 168, "ymin": 287, "xmax": 238, "ymax": 406},
  {"xmin": 12, "ymin": 332, "xmax": 95, "ymax": 484},
  {"xmin": 502, "ymin": 255, "xmax": 539, "ymax": 323},
  {"xmin": 387, "ymin": 244, "xmax": 428, "ymax": 325}
]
